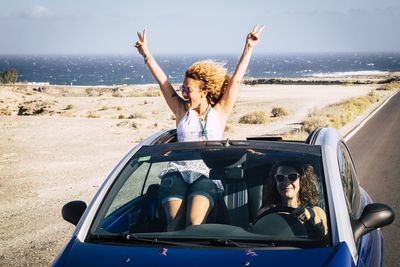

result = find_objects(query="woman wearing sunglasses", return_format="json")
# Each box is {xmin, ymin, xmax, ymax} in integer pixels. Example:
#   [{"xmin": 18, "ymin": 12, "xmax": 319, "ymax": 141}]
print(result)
[
  {"xmin": 134, "ymin": 25, "xmax": 264, "ymax": 231},
  {"xmin": 260, "ymin": 161, "xmax": 328, "ymax": 237}
]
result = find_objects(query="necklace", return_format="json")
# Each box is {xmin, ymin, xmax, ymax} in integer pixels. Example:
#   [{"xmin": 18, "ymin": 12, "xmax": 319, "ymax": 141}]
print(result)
[{"xmin": 198, "ymin": 105, "xmax": 211, "ymax": 140}]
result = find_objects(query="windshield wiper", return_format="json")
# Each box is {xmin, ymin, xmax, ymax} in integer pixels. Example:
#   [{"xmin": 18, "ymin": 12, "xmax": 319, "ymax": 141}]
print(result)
[
  {"xmin": 207, "ymin": 238, "xmax": 279, "ymax": 248},
  {"xmin": 89, "ymin": 233, "xmax": 207, "ymax": 247},
  {"xmin": 208, "ymin": 239, "xmax": 244, "ymax": 247},
  {"xmin": 89, "ymin": 234, "xmax": 311, "ymax": 248}
]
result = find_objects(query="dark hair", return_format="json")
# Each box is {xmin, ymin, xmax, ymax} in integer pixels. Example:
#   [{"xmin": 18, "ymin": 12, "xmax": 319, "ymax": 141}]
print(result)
[{"xmin": 262, "ymin": 161, "xmax": 319, "ymax": 207}]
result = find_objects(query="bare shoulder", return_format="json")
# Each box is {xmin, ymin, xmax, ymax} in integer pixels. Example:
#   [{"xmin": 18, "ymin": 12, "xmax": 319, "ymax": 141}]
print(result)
[{"xmin": 313, "ymin": 206, "xmax": 327, "ymax": 219}]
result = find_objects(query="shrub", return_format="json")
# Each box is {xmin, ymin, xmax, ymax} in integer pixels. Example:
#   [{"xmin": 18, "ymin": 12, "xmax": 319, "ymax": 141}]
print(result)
[
  {"xmin": 301, "ymin": 90, "xmax": 381, "ymax": 133},
  {"xmin": 85, "ymin": 88, "xmax": 95, "ymax": 96},
  {"xmin": 281, "ymin": 130, "xmax": 309, "ymax": 141},
  {"xmin": 128, "ymin": 113, "xmax": 145, "ymax": 119},
  {"xmin": 98, "ymin": 106, "xmax": 109, "ymax": 111},
  {"xmin": 64, "ymin": 104, "xmax": 74, "ymax": 110},
  {"xmin": 118, "ymin": 114, "xmax": 125, "ymax": 119},
  {"xmin": 239, "ymin": 111, "xmax": 268, "ymax": 124},
  {"xmin": 271, "ymin": 106, "xmax": 289, "ymax": 117},
  {"xmin": 86, "ymin": 112, "xmax": 100, "ymax": 118},
  {"xmin": 224, "ymin": 123, "xmax": 233, "ymax": 133},
  {"xmin": 377, "ymin": 81, "xmax": 400, "ymax": 91},
  {"xmin": 0, "ymin": 69, "xmax": 18, "ymax": 84},
  {"xmin": 144, "ymin": 89, "xmax": 161, "ymax": 97}
]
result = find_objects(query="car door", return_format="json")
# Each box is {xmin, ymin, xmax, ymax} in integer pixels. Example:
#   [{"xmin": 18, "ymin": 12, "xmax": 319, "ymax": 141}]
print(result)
[{"xmin": 338, "ymin": 141, "xmax": 382, "ymax": 267}]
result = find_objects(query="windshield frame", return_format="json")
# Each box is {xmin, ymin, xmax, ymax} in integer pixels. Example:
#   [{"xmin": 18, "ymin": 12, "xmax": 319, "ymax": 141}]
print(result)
[{"xmin": 87, "ymin": 140, "xmax": 331, "ymax": 248}]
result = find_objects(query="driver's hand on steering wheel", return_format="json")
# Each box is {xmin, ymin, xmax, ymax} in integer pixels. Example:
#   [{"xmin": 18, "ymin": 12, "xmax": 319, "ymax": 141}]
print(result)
[{"xmin": 291, "ymin": 207, "xmax": 315, "ymax": 223}]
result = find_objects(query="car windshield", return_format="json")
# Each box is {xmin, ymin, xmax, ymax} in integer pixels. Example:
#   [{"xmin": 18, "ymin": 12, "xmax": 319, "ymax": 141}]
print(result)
[{"xmin": 89, "ymin": 141, "xmax": 329, "ymax": 248}]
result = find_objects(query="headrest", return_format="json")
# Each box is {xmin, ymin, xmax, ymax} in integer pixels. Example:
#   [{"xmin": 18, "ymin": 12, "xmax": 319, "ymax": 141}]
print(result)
[
  {"xmin": 209, "ymin": 167, "xmax": 243, "ymax": 182},
  {"xmin": 202, "ymin": 150, "xmax": 247, "ymax": 169}
]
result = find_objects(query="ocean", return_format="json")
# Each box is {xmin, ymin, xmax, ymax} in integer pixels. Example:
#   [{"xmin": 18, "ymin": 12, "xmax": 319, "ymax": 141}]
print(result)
[{"xmin": 0, "ymin": 53, "xmax": 399, "ymax": 86}]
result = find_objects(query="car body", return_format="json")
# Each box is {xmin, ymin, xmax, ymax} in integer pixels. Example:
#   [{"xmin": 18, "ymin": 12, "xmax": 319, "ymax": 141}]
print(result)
[{"xmin": 53, "ymin": 128, "xmax": 394, "ymax": 267}]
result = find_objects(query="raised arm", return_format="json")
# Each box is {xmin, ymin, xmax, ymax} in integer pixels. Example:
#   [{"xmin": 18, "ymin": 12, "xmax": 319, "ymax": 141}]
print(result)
[
  {"xmin": 134, "ymin": 30, "xmax": 185, "ymax": 116},
  {"xmin": 215, "ymin": 24, "xmax": 264, "ymax": 120}
]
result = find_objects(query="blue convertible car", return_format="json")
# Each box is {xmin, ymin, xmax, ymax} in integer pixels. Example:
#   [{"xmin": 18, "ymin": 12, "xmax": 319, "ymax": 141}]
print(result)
[{"xmin": 53, "ymin": 128, "xmax": 394, "ymax": 267}]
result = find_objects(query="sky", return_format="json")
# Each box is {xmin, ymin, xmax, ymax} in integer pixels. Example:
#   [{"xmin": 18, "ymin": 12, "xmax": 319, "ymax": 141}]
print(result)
[{"xmin": 1, "ymin": 0, "xmax": 400, "ymax": 55}]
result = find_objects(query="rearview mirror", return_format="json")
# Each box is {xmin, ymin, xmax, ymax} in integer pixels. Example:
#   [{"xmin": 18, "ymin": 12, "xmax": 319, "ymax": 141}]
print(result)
[
  {"xmin": 62, "ymin": 200, "xmax": 87, "ymax": 226},
  {"xmin": 353, "ymin": 203, "xmax": 395, "ymax": 242}
]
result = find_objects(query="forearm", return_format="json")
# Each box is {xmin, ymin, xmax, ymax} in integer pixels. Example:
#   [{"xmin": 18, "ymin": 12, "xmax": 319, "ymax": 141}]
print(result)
[
  {"xmin": 230, "ymin": 44, "xmax": 254, "ymax": 83},
  {"xmin": 141, "ymin": 53, "xmax": 183, "ymax": 115},
  {"xmin": 143, "ymin": 53, "xmax": 169, "ymax": 86},
  {"xmin": 216, "ymin": 44, "xmax": 254, "ymax": 116}
]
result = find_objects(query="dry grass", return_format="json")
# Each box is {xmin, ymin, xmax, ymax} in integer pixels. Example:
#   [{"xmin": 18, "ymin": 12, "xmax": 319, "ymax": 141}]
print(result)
[
  {"xmin": 85, "ymin": 88, "xmax": 98, "ymax": 97},
  {"xmin": 116, "ymin": 120, "xmax": 139, "ymax": 129},
  {"xmin": 302, "ymin": 90, "xmax": 380, "ymax": 133},
  {"xmin": 98, "ymin": 106, "xmax": 109, "ymax": 111},
  {"xmin": 128, "ymin": 88, "xmax": 161, "ymax": 97},
  {"xmin": 0, "ymin": 107, "xmax": 12, "ymax": 116},
  {"xmin": 271, "ymin": 106, "xmax": 289, "ymax": 117},
  {"xmin": 239, "ymin": 111, "xmax": 269, "ymax": 124},
  {"xmin": 143, "ymin": 88, "xmax": 161, "ymax": 97},
  {"xmin": 281, "ymin": 130, "xmax": 309, "ymax": 141},
  {"xmin": 128, "ymin": 112, "xmax": 146, "ymax": 119},
  {"xmin": 63, "ymin": 104, "xmax": 74, "ymax": 110},
  {"xmin": 377, "ymin": 81, "xmax": 400, "ymax": 91},
  {"xmin": 224, "ymin": 123, "xmax": 233, "ymax": 133},
  {"xmin": 61, "ymin": 110, "xmax": 76, "ymax": 117},
  {"xmin": 85, "ymin": 111, "xmax": 100, "ymax": 118}
]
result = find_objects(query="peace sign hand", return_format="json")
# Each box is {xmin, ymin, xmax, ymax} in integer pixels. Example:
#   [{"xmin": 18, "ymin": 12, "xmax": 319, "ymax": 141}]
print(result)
[
  {"xmin": 246, "ymin": 24, "xmax": 265, "ymax": 48},
  {"xmin": 134, "ymin": 29, "xmax": 150, "ymax": 57}
]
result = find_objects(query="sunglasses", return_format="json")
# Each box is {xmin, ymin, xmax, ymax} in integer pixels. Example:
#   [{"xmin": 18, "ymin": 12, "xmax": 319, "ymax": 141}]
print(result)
[
  {"xmin": 274, "ymin": 173, "xmax": 299, "ymax": 183},
  {"xmin": 178, "ymin": 85, "xmax": 194, "ymax": 94}
]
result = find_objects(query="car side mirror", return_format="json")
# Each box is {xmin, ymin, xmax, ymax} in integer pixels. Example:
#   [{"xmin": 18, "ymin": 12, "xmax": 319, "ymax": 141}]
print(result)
[
  {"xmin": 353, "ymin": 203, "xmax": 395, "ymax": 242},
  {"xmin": 62, "ymin": 200, "xmax": 87, "ymax": 226}
]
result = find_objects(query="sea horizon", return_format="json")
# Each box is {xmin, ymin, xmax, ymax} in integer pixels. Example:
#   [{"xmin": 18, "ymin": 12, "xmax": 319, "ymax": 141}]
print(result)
[{"xmin": 1, "ymin": 52, "xmax": 399, "ymax": 86}]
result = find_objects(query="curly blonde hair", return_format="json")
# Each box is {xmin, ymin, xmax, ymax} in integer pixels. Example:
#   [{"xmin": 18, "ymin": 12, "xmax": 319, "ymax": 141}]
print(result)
[{"xmin": 185, "ymin": 60, "xmax": 230, "ymax": 106}]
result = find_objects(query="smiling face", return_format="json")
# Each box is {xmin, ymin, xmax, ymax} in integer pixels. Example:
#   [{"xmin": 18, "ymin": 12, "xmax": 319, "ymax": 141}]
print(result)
[
  {"xmin": 181, "ymin": 77, "xmax": 208, "ymax": 104},
  {"xmin": 275, "ymin": 165, "xmax": 300, "ymax": 203}
]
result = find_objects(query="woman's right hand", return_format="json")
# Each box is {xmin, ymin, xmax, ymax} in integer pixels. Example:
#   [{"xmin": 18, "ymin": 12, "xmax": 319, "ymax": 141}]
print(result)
[
  {"xmin": 245, "ymin": 24, "xmax": 265, "ymax": 48},
  {"xmin": 134, "ymin": 29, "xmax": 150, "ymax": 57}
]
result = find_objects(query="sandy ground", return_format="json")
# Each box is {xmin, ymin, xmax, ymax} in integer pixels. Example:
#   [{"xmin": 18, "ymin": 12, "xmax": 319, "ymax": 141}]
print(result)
[{"xmin": 0, "ymin": 82, "xmax": 395, "ymax": 266}]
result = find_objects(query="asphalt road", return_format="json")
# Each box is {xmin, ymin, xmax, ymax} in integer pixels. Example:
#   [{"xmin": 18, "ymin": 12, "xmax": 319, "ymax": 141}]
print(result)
[{"xmin": 347, "ymin": 91, "xmax": 400, "ymax": 267}]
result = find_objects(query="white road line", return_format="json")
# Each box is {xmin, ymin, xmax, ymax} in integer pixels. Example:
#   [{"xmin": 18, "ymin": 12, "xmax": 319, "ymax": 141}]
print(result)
[{"xmin": 344, "ymin": 90, "xmax": 399, "ymax": 142}]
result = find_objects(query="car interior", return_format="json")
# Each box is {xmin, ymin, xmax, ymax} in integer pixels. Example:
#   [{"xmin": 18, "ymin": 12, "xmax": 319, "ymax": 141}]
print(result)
[{"xmin": 93, "ymin": 139, "xmax": 329, "ymax": 245}]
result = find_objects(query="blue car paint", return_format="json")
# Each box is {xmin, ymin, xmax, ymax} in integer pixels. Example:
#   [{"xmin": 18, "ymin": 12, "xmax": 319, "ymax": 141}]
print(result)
[
  {"xmin": 55, "ymin": 239, "xmax": 342, "ymax": 267},
  {"xmin": 322, "ymin": 242, "xmax": 355, "ymax": 267},
  {"xmin": 52, "ymin": 240, "xmax": 383, "ymax": 267},
  {"xmin": 357, "ymin": 230, "xmax": 383, "ymax": 267},
  {"xmin": 52, "ymin": 236, "xmax": 77, "ymax": 267}
]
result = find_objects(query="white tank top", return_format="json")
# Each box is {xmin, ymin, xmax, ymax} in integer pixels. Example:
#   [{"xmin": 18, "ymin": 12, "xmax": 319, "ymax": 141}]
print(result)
[
  {"xmin": 176, "ymin": 106, "xmax": 223, "ymax": 142},
  {"xmin": 162, "ymin": 106, "xmax": 224, "ymax": 190}
]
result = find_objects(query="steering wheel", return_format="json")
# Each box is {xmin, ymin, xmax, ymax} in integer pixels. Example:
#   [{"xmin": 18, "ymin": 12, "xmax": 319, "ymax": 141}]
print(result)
[
  {"xmin": 255, "ymin": 206, "xmax": 296, "ymax": 222},
  {"xmin": 251, "ymin": 206, "xmax": 307, "ymax": 237}
]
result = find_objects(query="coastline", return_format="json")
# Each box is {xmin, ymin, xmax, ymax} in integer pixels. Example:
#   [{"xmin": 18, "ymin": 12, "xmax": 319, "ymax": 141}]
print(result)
[{"xmin": 0, "ymin": 73, "xmax": 399, "ymax": 266}]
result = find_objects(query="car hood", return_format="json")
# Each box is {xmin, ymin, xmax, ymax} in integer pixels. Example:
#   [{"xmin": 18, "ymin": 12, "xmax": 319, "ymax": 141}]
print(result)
[{"xmin": 55, "ymin": 238, "xmax": 354, "ymax": 267}]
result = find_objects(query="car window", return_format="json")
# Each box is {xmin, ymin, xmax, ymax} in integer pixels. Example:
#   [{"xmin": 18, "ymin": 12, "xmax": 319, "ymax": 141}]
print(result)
[
  {"xmin": 105, "ymin": 161, "xmax": 151, "ymax": 217},
  {"xmin": 89, "ymin": 144, "xmax": 330, "ymax": 248},
  {"xmin": 337, "ymin": 142, "xmax": 362, "ymax": 220}
]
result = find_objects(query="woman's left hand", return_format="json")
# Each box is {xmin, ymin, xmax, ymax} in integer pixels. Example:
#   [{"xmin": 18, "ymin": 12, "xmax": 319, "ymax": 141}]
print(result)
[
  {"xmin": 291, "ymin": 207, "xmax": 314, "ymax": 222},
  {"xmin": 246, "ymin": 24, "xmax": 265, "ymax": 48}
]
